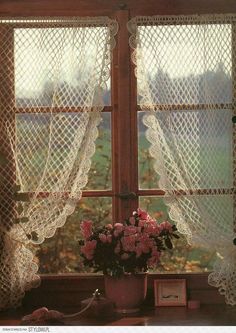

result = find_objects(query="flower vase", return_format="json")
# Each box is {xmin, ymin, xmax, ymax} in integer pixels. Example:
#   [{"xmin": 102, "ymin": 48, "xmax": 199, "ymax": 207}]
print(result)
[{"xmin": 104, "ymin": 273, "xmax": 147, "ymax": 314}]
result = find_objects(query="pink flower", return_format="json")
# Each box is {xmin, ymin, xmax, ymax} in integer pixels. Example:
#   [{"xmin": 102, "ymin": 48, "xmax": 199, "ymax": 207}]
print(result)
[
  {"xmin": 137, "ymin": 226, "xmax": 142, "ymax": 233},
  {"xmin": 144, "ymin": 225, "xmax": 155, "ymax": 235},
  {"xmin": 99, "ymin": 233, "xmax": 112, "ymax": 243},
  {"xmin": 106, "ymin": 224, "xmax": 113, "ymax": 230},
  {"xmin": 81, "ymin": 240, "xmax": 97, "ymax": 260},
  {"xmin": 107, "ymin": 234, "xmax": 112, "ymax": 243},
  {"xmin": 137, "ymin": 208, "xmax": 148, "ymax": 220},
  {"xmin": 114, "ymin": 223, "xmax": 124, "ymax": 229},
  {"xmin": 79, "ymin": 209, "xmax": 178, "ymax": 274},
  {"xmin": 99, "ymin": 233, "xmax": 107, "ymax": 243},
  {"xmin": 80, "ymin": 220, "xmax": 93, "ymax": 239},
  {"xmin": 121, "ymin": 235, "xmax": 136, "ymax": 252},
  {"xmin": 159, "ymin": 221, "xmax": 173, "ymax": 232},
  {"xmin": 138, "ymin": 219, "xmax": 146, "ymax": 228},
  {"xmin": 114, "ymin": 223, "xmax": 124, "ymax": 237},
  {"xmin": 129, "ymin": 216, "xmax": 136, "ymax": 225},
  {"xmin": 124, "ymin": 225, "xmax": 137, "ymax": 236},
  {"xmin": 144, "ymin": 220, "xmax": 159, "ymax": 236},
  {"xmin": 146, "ymin": 219, "xmax": 157, "ymax": 227},
  {"xmin": 136, "ymin": 234, "xmax": 153, "ymax": 253}
]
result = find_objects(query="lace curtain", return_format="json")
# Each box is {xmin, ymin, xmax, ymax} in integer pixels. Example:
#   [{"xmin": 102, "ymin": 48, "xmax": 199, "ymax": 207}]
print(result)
[
  {"xmin": 128, "ymin": 14, "xmax": 236, "ymax": 305},
  {"xmin": 0, "ymin": 17, "xmax": 118, "ymax": 310}
]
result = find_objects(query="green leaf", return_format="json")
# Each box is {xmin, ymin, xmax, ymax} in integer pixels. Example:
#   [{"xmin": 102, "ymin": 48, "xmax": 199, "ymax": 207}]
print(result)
[
  {"xmin": 165, "ymin": 237, "xmax": 173, "ymax": 249},
  {"xmin": 172, "ymin": 233, "xmax": 180, "ymax": 239},
  {"xmin": 172, "ymin": 225, "xmax": 178, "ymax": 232}
]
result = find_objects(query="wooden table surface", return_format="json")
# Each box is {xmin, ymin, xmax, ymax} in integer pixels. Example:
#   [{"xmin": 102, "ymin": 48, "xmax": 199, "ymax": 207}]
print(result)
[{"xmin": 0, "ymin": 304, "xmax": 236, "ymax": 326}]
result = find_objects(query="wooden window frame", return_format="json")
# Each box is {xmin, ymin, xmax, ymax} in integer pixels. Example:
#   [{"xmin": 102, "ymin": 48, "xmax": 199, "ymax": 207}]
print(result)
[{"xmin": 1, "ymin": 1, "xmax": 236, "ymax": 302}]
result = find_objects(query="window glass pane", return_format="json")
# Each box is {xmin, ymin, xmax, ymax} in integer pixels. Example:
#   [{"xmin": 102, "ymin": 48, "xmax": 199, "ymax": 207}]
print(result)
[
  {"xmin": 14, "ymin": 28, "xmax": 111, "ymax": 107},
  {"xmin": 138, "ymin": 110, "xmax": 233, "ymax": 190},
  {"xmin": 86, "ymin": 112, "xmax": 112, "ymax": 190},
  {"xmin": 139, "ymin": 196, "xmax": 217, "ymax": 273},
  {"xmin": 32, "ymin": 197, "xmax": 112, "ymax": 274},
  {"xmin": 138, "ymin": 112, "xmax": 160, "ymax": 189},
  {"xmin": 16, "ymin": 112, "xmax": 111, "ymax": 191},
  {"xmin": 137, "ymin": 24, "xmax": 232, "ymax": 105}
]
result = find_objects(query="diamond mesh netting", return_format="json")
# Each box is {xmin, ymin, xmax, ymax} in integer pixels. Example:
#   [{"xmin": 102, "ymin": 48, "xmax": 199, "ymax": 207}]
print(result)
[
  {"xmin": 0, "ymin": 17, "xmax": 118, "ymax": 310},
  {"xmin": 128, "ymin": 14, "xmax": 236, "ymax": 305}
]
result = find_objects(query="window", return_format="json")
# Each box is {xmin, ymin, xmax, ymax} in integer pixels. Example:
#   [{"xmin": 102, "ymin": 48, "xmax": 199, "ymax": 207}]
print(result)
[
  {"xmin": 0, "ymin": 10, "xmax": 234, "ymax": 275},
  {"xmin": 33, "ymin": 15, "xmax": 232, "ymax": 274}
]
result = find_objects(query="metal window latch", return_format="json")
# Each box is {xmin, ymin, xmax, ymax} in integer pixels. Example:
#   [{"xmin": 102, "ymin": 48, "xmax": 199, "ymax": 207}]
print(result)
[{"xmin": 116, "ymin": 192, "xmax": 137, "ymax": 200}]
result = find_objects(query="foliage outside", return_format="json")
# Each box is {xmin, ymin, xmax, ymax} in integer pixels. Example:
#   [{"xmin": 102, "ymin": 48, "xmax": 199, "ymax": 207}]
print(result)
[{"xmin": 32, "ymin": 113, "xmax": 218, "ymax": 274}]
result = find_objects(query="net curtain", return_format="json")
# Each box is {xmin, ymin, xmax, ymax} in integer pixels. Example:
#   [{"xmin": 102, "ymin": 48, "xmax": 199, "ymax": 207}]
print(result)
[
  {"xmin": 0, "ymin": 17, "xmax": 118, "ymax": 310},
  {"xmin": 128, "ymin": 14, "xmax": 236, "ymax": 305}
]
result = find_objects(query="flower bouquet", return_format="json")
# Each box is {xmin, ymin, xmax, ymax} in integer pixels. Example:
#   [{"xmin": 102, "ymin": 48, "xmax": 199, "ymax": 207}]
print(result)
[{"xmin": 79, "ymin": 208, "xmax": 179, "ymax": 277}]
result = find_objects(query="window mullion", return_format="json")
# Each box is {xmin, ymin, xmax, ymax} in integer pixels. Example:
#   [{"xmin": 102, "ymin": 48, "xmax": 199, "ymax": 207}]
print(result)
[{"xmin": 113, "ymin": 9, "xmax": 138, "ymax": 222}]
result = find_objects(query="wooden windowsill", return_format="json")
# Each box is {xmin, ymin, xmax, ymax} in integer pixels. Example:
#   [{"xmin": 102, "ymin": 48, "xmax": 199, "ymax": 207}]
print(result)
[
  {"xmin": 17, "ymin": 272, "xmax": 226, "ymax": 309},
  {"xmin": 0, "ymin": 273, "xmax": 233, "ymax": 326},
  {"xmin": 0, "ymin": 304, "xmax": 235, "ymax": 326}
]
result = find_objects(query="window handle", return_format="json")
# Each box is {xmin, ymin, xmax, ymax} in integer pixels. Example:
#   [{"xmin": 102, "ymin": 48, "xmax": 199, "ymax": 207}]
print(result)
[{"xmin": 116, "ymin": 192, "xmax": 137, "ymax": 200}]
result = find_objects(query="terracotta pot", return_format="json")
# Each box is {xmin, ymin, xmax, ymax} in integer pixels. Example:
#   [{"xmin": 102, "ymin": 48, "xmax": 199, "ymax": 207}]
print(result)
[{"xmin": 104, "ymin": 273, "xmax": 147, "ymax": 314}]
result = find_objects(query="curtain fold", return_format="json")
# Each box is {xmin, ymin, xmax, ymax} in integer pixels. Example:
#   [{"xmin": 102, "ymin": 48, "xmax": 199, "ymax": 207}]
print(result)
[
  {"xmin": 0, "ymin": 17, "xmax": 118, "ymax": 310},
  {"xmin": 128, "ymin": 14, "xmax": 236, "ymax": 305}
]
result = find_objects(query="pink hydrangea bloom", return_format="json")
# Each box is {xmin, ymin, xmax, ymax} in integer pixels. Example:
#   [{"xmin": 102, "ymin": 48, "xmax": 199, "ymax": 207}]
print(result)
[
  {"xmin": 124, "ymin": 225, "xmax": 137, "ymax": 236},
  {"xmin": 99, "ymin": 233, "xmax": 107, "ymax": 243},
  {"xmin": 137, "ymin": 208, "xmax": 148, "ymax": 220},
  {"xmin": 159, "ymin": 221, "xmax": 173, "ymax": 232},
  {"xmin": 144, "ymin": 225, "xmax": 155, "ymax": 235},
  {"xmin": 107, "ymin": 234, "xmax": 112, "ymax": 243},
  {"xmin": 114, "ymin": 223, "xmax": 124, "ymax": 237},
  {"xmin": 79, "ymin": 208, "xmax": 178, "ymax": 274},
  {"xmin": 146, "ymin": 218, "xmax": 157, "ymax": 227},
  {"xmin": 81, "ymin": 240, "xmax": 97, "ymax": 260},
  {"xmin": 137, "ymin": 241, "xmax": 149, "ymax": 254},
  {"xmin": 80, "ymin": 220, "xmax": 93, "ymax": 239},
  {"xmin": 114, "ymin": 223, "xmax": 124, "ymax": 229},
  {"xmin": 144, "ymin": 220, "xmax": 160, "ymax": 236},
  {"xmin": 129, "ymin": 216, "xmax": 136, "ymax": 225},
  {"xmin": 137, "ymin": 226, "xmax": 142, "ymax": 233},
  {"xmin": 138, "ymin": 219, "xmax": 146, "ymax": 228},
  {"xmin": 136, "ymin": 234, "xmax": 154, "ymax": 254},
  {"xmin": 121, "ymin": 235, "xmax": 136, "ymax": 252},
  {"xmin": 99, "ymin": 233, "xmax": 112, "ymax": 243}
]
